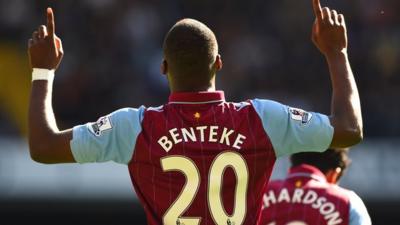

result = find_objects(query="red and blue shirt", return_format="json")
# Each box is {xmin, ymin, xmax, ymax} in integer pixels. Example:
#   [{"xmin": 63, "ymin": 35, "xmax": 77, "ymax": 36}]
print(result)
[
  {"xmin": 71, "ymin": 91, "xmax": 334, "ymax": 225},
  {"xmin": 260, "ymin": 164, "xmax": 371, "ymax": 225}
]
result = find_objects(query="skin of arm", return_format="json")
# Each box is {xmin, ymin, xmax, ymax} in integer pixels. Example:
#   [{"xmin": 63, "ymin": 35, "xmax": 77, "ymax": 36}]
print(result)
[
  {"xmin": 311, "ymin": 0, "xmax": 363, "ymax": 148},
  {"xmin": 28, "ymin": 8, "xmax": 75, "ymax": 163}
]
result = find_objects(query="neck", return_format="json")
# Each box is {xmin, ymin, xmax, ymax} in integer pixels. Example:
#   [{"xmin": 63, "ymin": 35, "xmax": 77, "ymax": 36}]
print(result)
[
  {"xmin": 170, "ymin": 85, "xmax": 215, "ymax": 93},
  {"xmin": 168, "ymin": 75, "xmax": 216, "ymax": 93}
]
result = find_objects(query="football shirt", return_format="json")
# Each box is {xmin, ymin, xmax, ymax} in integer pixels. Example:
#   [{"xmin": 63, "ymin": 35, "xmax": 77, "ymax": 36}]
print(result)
[
  {"xmin": 260, "ymin": 164, "xmax": 371, "ymax": 225},
  {"xmin": 71, "ymin": 91, "xmax": 333, "ymax": 225}
]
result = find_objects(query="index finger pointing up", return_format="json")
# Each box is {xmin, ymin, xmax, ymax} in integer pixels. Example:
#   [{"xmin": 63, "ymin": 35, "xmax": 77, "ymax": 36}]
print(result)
[
  {"xmin": 312, "ymin": 0, "xmax": 323, "ymax": 21},
  {"xmin": 46, "ymin": 7, "xmax": 55, "ymax": 37}
]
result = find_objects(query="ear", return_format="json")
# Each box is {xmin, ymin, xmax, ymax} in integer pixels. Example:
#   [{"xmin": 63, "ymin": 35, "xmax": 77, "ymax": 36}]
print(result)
[
  {"xmin": 161, "ymin": 59, "xmax": 168, "ymax": 75},
  {"xmin": 215, "ymin": 54, "xmax": 223, "ymax": 71},
  {"xmin": 325, "ymin": 167, "xmax": 342, "ymax": 184}
]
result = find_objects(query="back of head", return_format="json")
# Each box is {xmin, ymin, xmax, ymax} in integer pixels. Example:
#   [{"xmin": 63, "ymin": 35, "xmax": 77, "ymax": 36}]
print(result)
[
  {"xmin": 290, "ymin": 148, "xmax": 351, "ymax": 174},
  {"xmin": 163, "ymin": 19, "xmax": 218, "ymax": 83}
]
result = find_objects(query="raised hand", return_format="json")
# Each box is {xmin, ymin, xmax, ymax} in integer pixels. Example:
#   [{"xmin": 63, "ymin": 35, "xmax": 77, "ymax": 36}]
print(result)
[
  {"xmin": 311, "ymin": 0, "xmax": 347, "ymax": 57},
  {"xmin": 309, "ymin": 0, "xmax": 363, "ymax": 147},
  {"xmin": 28, "ymin": 8, "xmax": 64, "ymax": 70}
]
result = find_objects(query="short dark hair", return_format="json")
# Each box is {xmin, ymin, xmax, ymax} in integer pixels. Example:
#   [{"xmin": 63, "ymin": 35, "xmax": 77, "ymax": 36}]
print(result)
[
  {"xmin": 163, "ymin": 18, "xmax": 218, "ymax": 80},
  {"xmin": 290, "ymin": 148, "xmax": 351, "ymax": 174}
]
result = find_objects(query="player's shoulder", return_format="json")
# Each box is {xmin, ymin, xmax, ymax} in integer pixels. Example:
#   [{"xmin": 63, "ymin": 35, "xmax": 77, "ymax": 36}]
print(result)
[
  {"xmin": 343, "ymin": 189, "xmax": 365, "ymax": 204},
  {"xmin": 248, "ymin": 98, "xmax": 291, "ymax": 121},
  {"xmin": 136, "ymin": 104, "xmax": 165, "ymax": 123},
  {"xmin": 224, "ymin": 98, "xmax": 285, "ymax": 115},
  {"xmin": 145, "ymin": 104, "xmax": 164, "ymax": 113},
  {"xmin": 330, "ymin": 184, "xmax": 352, "ymax": 194},
  {"xmin": 249, "ymin": 98, "xmax": 285, "ymax": 110},
  {"xmin": 222, "ymin": 100, "xmax": 253, "ymax": 112},
  {"xmin": 113, "ymin": 106, "xmax": 146, "ymax": 120},
  {"xmin": 99, "ymin": 106, "xmax": 145, "ymax": 124},
  {"xmin": 346, "ymin": 190, "xmax": 371, "ymax": 224},
  {"xmin": 324, "ymin": 184, "xmax": 354, "ymax": 202}
]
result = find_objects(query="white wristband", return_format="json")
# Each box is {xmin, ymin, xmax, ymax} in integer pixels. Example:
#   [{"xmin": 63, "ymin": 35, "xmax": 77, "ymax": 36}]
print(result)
[{"xmin": 32, "ymin": 68, "xmax": 55, "ymax": 82}]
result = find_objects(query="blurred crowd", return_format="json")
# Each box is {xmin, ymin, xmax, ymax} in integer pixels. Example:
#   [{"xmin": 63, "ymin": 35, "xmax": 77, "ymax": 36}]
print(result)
[{"xmin": 0, "ymin": 0, "xmax": 399, "ymax": 137}]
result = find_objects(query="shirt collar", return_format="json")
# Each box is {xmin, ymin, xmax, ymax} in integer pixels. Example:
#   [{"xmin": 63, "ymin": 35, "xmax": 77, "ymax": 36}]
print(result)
[
  {"xmin": 168, "ymin": 91, "xmax": 225, "ymax": 104},
  {"xmin": 287, "ymin": 164, "xmax": 327, "ymax": 183}
]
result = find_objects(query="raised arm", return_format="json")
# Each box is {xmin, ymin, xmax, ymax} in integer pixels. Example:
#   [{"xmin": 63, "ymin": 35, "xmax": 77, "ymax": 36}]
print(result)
[
  {"xmin": 28, "ymin": 8, "xmax": 75, "ymax": 163},
  {"xmin": 311, "ymin": 0, "xmax": 363, "ymax": 148}
]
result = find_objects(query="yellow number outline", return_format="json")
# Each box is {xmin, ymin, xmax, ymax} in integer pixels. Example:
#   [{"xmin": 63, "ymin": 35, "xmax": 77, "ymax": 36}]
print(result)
[
  {"xmin": 161, "ymin": 151, "xmax": 249, "ymax": 225},
  {"xmin": 161, "ymin": 156, "xmax": 202, "ymax": 225},
  {"xmin": 208, "ymin": 151, "xmax": 249, "ymax": 225}
]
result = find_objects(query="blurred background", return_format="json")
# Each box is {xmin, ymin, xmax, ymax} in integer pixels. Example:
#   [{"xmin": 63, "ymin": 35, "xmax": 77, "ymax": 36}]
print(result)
[{"xmin": 0, "ymin": 0, "xmax": 399, "ymax": 224}]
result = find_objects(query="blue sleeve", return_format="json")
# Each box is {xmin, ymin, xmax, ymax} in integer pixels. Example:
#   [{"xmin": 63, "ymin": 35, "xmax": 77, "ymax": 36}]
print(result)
[
  {"xmin": 70, "ymin": 106, "xmax": 145, "ymax": 164},
  {"xmin": 251, "ymin": 99, "xmax": 333, "ymax": 157},
  {"xmin": 348, "ymin": 191, "xmax": 372, "ymax": 225}
]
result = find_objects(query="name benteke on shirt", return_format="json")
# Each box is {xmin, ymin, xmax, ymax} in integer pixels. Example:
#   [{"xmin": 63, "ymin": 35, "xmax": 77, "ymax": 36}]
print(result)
[{"xmin": 157, "ymin": 126, "xmax": 247, "ymax": 152}]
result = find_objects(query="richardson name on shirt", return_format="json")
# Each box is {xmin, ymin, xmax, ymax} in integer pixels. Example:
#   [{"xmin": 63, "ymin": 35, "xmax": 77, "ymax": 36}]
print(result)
[
  {"xmin": 157, "ymin": 126, "xmax": 247, "ymax": 152},
  {"xmin": 263, "ymin": 188, "xmax": 343, "ymax": 225}
]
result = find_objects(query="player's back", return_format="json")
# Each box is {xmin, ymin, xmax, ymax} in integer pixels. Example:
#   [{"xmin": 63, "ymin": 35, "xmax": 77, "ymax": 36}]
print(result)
[
  {"xmin": 129, "ymin": 92, "xmax": 276, "ymax": 225},
  {"xmin": 261, "ymin": 165, "xmax": 350, "ymax": 225},
  {"xmin": 70, "ymin": 91, "xmax": 333, "ymax": 224}
]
